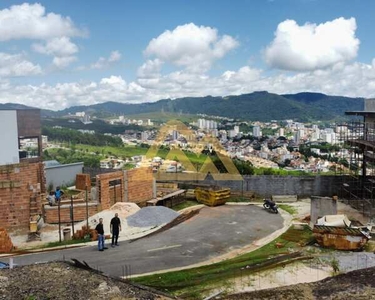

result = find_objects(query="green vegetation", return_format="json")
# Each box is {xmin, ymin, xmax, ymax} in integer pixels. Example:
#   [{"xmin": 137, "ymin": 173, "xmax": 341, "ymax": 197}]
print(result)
[
  {"xmin": 44, "ymin": 148, "xmax": 101, "ymax": 167},
  {"xmin": 133, "ymin": 226, "xmax": 313, "ymax": 299},
  {"xmin": 253, "ymin": 167, "xmax": 309, "ymax": 176},
  {"xmin": 279, "ymin": 204, "xmax": 298, "ymax": 215},
  {"xmin": 329, "ymin": 257, "xmax": 340, "ymax": 275},
  {"xmin": 43, "ymin": 126, "xmax": 123, "ymax": 147},
  {"xmin": 172, "ymin": 200, "xmax": 199, "ymax": 211},
  {"xmin": 42, "ymin": 118, "xmax": 143, "ymax": 134}
]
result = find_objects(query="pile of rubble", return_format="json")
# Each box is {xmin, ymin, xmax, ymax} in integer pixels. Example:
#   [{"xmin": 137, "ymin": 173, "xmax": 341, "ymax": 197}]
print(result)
[{"xmin": 0, "ymin": 261, "xmax": 173, "ymax": 300}]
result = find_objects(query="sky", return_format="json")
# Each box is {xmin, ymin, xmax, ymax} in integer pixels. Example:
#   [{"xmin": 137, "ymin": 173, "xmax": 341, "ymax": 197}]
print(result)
[{"xmin": 1, "ymin": 0, "xmax": 375, "ymax": 110}]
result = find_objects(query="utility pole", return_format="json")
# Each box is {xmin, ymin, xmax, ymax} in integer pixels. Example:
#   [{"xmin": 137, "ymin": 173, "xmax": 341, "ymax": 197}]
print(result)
[
  {"xmin": 85, "ymin": 184, "xmax": 89, "ymax": 233},
  {"xmin": 70, "ymin": 195, "xmax": 75, "ymax": 237},
  {"xmin": 58, "ymin": 198, "xmax": 61, "ymax": 243}
]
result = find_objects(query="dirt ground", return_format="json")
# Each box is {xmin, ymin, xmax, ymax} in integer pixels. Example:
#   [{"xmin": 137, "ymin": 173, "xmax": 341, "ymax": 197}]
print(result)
[
  {"xmin": 225, "ymin": 266, "xmax": 375, "ymax": 300},
  {"xmin": 0, "ymin": 261, "xmax": 174, "ymax": 300},
  {"xmin": 290, "ymin": 198, "xmax": 370, "ymax": 225}
]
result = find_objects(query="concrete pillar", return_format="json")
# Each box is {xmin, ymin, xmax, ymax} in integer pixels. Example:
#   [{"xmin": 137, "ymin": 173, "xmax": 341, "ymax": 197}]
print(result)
[{"xmin": 310, "ymin": 196, "xmax": 337, "ymax": 227}]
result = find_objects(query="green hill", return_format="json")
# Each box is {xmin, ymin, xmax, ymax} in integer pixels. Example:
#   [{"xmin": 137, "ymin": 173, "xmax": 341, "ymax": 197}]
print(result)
[{"xmin": 1, "ymin": 92, "xmax": 365, "ymax": 122}]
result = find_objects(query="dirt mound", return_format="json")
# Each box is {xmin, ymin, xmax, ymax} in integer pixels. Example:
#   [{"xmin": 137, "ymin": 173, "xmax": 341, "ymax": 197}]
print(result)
[
  {"xmin": 77, "ymin": 202, "xmax": 140, "ymax": 234},
  {"xmin": 0, "ymin": 261, "xmax": 172, "ymax": 300}
]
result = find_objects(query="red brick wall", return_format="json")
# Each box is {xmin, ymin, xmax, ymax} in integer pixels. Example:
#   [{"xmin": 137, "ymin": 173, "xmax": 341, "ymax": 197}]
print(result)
[
  {"xmin": 75, "ymin": 174, "xmax": 91, "ymax": 190},
  {"xmin": 109, "ymin": 185, "xmax": 123, "ymax": 204},
  {"xmin": 0, "ymin": 162, "xmax": 44, "ymax": 232},
  {"xmin": 127, "ymin": 167, "xmax": 154, "ymax": 203},
  {"xmin": 96, "ymin": 168, "xmax": 154, "ymax": 207},
  {"xmin": 44, "ymin": 203, "xmax": 99, "ymax": 223},
  {"xmin": 96, "ymin": 171, "xmax": 124, "ymax": 210},
  {"xmin": 0, "ymin": 227, "xmax": 13, "ymax": 253}
]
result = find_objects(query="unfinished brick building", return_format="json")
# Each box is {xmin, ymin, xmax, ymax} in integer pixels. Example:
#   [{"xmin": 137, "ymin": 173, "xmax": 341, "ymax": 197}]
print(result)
[
  {"xmin": 0, "ymin": 109, "xmax": 45, "ymax": 233},
  {"xmin": 96, "ymin": 167, "xmax": 155, "ymax": 209}
]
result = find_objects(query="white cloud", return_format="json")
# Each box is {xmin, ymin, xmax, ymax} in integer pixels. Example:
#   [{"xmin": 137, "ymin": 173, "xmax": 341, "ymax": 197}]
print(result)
[
  {"xmin": 265, "ymin": 17, "xmax": 359, "ymax": 71},
  {"xmin": 2, "ymin": 59, "xmax": 375, "ymax": 109},
  {"xmin": 0, "ymin": 52, "xmax": 42, "ymax": 77},
  {"xmin": 79, "ymin": 51, "xmax": 122, "ymax": 70},
  {"xmin": 32, "ymin": 37, "xmax": 78, "ymax": 57},
  {"xmin": 52, "ymin": 56, "xmax": 77, "ymax": 69},
  {"xmin": 137, "ymin": 59, "xmax": 163, "ymax": 78},
  {"xmin": 145, "ymin": 23, "xmax": 239, "ymax": 72},
  {"xmin": 108, "ymin": 50, "xmax": 121, "ymax": 63},
  {"xmin": 0, "ymin": 3, "xmax": 85, "ymax": 41},
  {"xmin": 32, "ymin": 37, "xmax": 78, "ymax": 68}
]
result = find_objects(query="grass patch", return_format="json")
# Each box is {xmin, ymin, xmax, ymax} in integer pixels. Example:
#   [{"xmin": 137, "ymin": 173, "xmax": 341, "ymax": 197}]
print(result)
[
  {"xmin": 172, "ymin": 200, "xmax": 199, "ymax": 211},
  {"xmin": 278, "ymin": 204, "xmax": 298, "ymax": 215},
  {"xmin": 132, "ymin": 226, "xmax": 313, "ymax": 299}
]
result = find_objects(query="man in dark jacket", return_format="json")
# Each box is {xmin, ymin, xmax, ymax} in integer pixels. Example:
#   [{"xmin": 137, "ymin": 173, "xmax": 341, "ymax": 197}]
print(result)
[
  {"xmin": 95, "ymin": 218, "xmax": 107, "ymax": 251},
  {"xmin": 110, "ymin": 213, "xmax": 121, "ymax": 247}
]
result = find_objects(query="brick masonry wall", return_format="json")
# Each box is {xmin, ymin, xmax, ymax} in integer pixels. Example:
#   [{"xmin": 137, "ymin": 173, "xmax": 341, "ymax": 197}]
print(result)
[
  {"xmin": 44, "ymin": 203, "xmax": 99, "ymax": 224},
  {"xmin": 75, "ymin": 173, "xmax": 91, "ymax": 190},
  {"xmin": 0, "ymin": 227, "xmax": 13, "ymax": 253},
  {"xmin": 127, "ymin": 167, "xmax": 154, "ymax": 203},
  {"xmin": 96, "ymin": 171, "xmax": 124, "ymax": 210},
  {"xmin": 95, "ymin": 168, "xmax": 154, "ymax": 207},
  {"xmin": 0, "ymin": 162, "xmax": 44, "ymax": 232}
]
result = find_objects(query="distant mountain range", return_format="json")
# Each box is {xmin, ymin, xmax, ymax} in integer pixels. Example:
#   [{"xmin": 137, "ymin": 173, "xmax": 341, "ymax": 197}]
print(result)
[{"xmin": 0, "ymin": 92, "xmax": 364, "ymax": 122}]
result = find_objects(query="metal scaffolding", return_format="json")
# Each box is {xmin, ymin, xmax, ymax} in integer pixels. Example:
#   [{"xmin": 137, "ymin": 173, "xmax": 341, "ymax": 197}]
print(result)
[{"xmin": 337, "ymin": 121, "xmax": 375, "ymax": 220}]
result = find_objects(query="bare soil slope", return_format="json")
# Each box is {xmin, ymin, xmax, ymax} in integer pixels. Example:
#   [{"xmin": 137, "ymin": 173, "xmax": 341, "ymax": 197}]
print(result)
[{"xmin": 225, "ymin": 266, "xmax": 375, "ymax": 300}]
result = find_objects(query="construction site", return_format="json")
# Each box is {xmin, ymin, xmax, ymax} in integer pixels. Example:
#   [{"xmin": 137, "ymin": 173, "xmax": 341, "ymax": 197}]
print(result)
[{"xmin": 2, "ymin": 107, "xmax": 375, "ymax": 299}]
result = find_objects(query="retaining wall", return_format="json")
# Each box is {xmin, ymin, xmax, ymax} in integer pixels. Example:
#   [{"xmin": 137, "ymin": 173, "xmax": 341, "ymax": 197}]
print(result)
[
  {"xmin": 164, "ymin": 174, "xmax": 342, "ymax": 197},
  {"xmin": 45, "ymin": 162, "xmax": 84, "ymax": 189}
]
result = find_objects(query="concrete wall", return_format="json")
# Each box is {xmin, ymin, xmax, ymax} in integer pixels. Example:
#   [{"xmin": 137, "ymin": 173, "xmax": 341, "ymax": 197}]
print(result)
[
  {"xmin": 0, "ymin": 111, "xmax": 19, "ymax": 165},
  {"xmin": 165, "ymin": 174, "xmax": 341, "ymax": 197},
  {"xmin": 45, "ymin": 162, "xmax": 84, "ymax": 190},
  {"xmin": 310, "ymin": 196, "xmax": 338, "ymax": 226}
]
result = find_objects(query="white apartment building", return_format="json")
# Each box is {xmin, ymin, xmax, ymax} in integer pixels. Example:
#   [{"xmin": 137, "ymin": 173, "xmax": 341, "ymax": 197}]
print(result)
[{"xmin": 253, "ymin": 125, "xmax": 262, "ymax": 137}]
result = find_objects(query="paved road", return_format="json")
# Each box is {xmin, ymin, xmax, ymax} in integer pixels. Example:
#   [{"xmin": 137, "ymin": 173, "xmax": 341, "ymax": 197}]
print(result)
[{"xmin": 5, "ymin": 205, "xmax": 283, "ymax": 277}]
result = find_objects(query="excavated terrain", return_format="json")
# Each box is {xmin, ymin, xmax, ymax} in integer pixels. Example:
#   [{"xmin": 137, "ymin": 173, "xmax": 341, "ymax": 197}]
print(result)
[
  {"xmin": 0, "ymin": 261, "xmax": 174, "ymax": 300},
  {"xmin": 225, "ymin": 266, "xmax": 375, "ymax": 300}
]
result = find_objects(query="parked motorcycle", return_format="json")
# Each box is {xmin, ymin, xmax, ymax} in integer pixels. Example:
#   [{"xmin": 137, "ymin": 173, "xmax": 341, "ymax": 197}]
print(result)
[{"xmin": 263, "ymin": 199, "xmax": 279, "ymax": 214}]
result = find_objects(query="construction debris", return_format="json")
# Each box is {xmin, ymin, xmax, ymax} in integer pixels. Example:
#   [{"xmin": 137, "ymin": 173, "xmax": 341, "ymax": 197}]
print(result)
[
  {"xmin": 0, "ymin": 228, "xmax": 13, "ymax": 253},
  {"xmin": 0, "ymin": 261, "xmax": 173, "ymax": 300},
  {"xmin": 194, "ymin": 186, "xmax": 230, "ymax": 206},
  {"xmin": 313, "ymin": 214, "xmax": 372, "ymax": 250}
]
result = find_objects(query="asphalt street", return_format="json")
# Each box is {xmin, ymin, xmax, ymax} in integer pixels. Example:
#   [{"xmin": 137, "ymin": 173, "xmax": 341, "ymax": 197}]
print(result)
[{"xmin": 4, "ymin": 205, "xmax": 283, "ymax": 277}]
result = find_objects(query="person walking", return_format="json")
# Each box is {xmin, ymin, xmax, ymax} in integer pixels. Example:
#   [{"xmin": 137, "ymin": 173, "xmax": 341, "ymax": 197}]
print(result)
[
  {"xmin": 95, "ymin": 218, "xmax": 108, "ymax": 251},
  {"xmin": 110, "ymin": 213, "xmax": 121, "ymax": 247}
]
